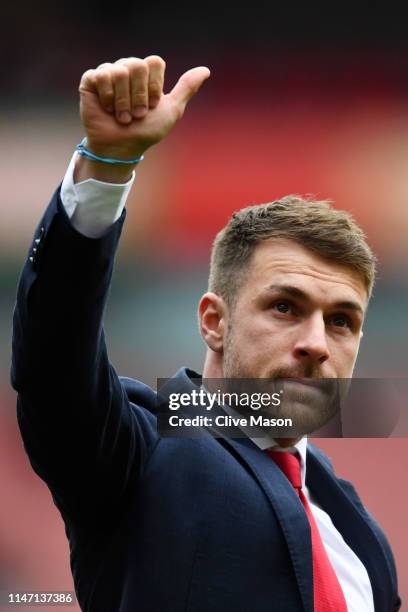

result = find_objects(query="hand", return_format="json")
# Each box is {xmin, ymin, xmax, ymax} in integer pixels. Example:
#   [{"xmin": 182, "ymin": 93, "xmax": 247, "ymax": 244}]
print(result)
[{"xmin": 78, "ymin": 55, "xmax": 211, "ymax": 160}]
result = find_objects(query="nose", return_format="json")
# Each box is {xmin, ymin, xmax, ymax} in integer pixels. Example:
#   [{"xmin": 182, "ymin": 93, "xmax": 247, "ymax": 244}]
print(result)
[{"xmin": 293, "ymin": 314, "xmax": 330, "ymax": 366}]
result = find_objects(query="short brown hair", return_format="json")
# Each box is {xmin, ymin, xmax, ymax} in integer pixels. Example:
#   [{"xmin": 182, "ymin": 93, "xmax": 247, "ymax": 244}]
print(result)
[{"xmin": 208, "ymin": 195, "xmax": 376, "ymax": 306}]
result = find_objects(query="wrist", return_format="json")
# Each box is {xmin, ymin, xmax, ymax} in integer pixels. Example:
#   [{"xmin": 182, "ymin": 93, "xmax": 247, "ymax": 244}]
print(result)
[
  {"xmin": 85, "ymin": 138, "xmax": 147, "ymax": 162},
  {"xmin": 74, "ymin": 155, "xmax": 136, "ymax": 184}
]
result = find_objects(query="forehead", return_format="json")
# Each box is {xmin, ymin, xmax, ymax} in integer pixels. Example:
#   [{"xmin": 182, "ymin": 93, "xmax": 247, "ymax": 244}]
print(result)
[{"xmin": 241, "ymin": 238, "xmax": 368, "ymax": 309}]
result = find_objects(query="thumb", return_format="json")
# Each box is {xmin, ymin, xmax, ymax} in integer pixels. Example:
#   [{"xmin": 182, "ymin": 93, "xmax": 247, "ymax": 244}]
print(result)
[{"xmin": 169, "ymin": 66, "xmax": 211, "ymax": 110}]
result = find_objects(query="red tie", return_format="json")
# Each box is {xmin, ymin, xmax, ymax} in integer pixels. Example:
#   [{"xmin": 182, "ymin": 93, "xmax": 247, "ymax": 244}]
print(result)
[{"xmin": 267, "ymin": 450, "xmax": 348, "ymax": 612}]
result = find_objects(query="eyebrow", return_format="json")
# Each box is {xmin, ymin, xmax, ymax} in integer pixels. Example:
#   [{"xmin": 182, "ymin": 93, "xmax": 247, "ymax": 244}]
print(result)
[{"xmin": 263, "ymin": 284, "xmax": 365, "ymax": 316}]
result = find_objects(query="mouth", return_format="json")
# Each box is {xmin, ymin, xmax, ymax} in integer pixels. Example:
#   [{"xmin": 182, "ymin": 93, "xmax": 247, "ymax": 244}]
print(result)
[
  {"xmin": 286, "ymin": 377, "xmax": 325, "ymax": 387},
  {"xmin": 280, "ymin": 377, "xmax": 335, "ymax": 396}
]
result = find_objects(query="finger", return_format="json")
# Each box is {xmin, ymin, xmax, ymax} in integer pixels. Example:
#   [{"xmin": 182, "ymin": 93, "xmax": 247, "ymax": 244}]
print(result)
[
  {"xmin": 169, "ymin": 66, "xmax": 211, "ymax": 116},
  {"xmin": 78, "ymin": 69, "xmax": 97, "ymax": 95},
  {"xmin": 94, "ymin": 68, "xmax": 114, "ymax": 113},
  {"xmin": 111, "ymin": 64, "xmax": 132, "ymax": 124},
  {"xmin": 79, "ymin": 62, "xmax": 113, "ymax": 93},
  {"xmin": 144, "ymin": 55, "xmax": 166, "ymax": 109},
  {"xmin": 117, "ymin": 58, "xmax": 149, "ymax": 119},
  {"xmin": 96, "ymin": 62, "xmax": 113, "ymax": 70}
]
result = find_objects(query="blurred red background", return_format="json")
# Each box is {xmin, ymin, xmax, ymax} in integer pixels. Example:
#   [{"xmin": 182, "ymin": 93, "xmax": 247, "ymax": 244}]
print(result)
[{"xmin": 1, "ymin": 2, "xmax": 407, "ymax": 608}]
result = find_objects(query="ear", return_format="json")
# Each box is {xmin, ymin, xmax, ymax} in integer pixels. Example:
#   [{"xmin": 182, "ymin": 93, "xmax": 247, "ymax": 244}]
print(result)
[{"xmin": 198, "ymin": 292, "xmax": 228, "ymax": 352}]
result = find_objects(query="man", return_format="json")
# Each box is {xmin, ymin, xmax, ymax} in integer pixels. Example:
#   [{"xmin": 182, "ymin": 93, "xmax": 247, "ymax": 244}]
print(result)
[{"xmin": 11, "ymin": 56, "xmax": 400, "ymax": 611}]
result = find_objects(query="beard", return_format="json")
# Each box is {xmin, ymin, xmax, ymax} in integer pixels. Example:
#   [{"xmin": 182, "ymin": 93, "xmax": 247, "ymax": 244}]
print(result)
[{"xmin": 221, "ymin": 325, "xmax": 346, "ymax": 437}]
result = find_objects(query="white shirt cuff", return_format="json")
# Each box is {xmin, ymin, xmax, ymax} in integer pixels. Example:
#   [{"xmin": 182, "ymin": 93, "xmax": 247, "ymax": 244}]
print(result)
[{"xmin": 60, "ymin": 152, "xmax": 135, "ymax": 238}]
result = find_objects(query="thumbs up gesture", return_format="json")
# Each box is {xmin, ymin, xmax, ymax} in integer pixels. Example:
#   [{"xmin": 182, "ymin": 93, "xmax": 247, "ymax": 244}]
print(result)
[{"xmin": 78, "ymin": 56, "xmax": 210, "ymax": 162}]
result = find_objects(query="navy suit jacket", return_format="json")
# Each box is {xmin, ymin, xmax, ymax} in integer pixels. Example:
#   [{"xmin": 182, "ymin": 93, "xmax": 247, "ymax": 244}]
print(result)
[{"xmin": 11, "ymin": 188, "xmax": 401, "ymax": 611}]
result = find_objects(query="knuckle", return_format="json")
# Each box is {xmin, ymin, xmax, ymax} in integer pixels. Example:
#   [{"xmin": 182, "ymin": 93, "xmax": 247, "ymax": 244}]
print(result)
[
  {"xmin": 128, "ymin": 59, "xmax": 148, "ymax": 77},
  {"xmin": 95, "ymin": 68, "xmax": 110, "ymax": 83},
  {"xmin": 149, "ymin": 81, "xmax": 161, "ymax": 93},
  {"xmin": 145, "ymin": 55, "xmax": 166, "ymax": 70},
  {"xmin": 115, "ymin": 96, "xmax": 131, "ymax": 110},
  {"xmin": 112, "ymin": 66, "xmax": 129, "ymax": 81},
  {"xmin": 81, "ymin": 69, "xmax": 94, "ymax": 81},
  {"xmin": 117, "ymin": 57, "xmax": 147, "ymax": 70},
  {"xmin": 132, "ymin": 92, "xmax": 148, "ymax": 105},
  {"xmin": 101, "ymin": 89, "xmax": 114, "ymax": 100},
  {"xmin": 78, "ymin": 69, "xmax": 95, "ymax": 90}
]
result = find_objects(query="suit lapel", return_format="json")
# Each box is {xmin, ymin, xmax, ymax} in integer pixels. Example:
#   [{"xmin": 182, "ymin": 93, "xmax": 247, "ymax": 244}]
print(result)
[
  {"xmin": 306, "ymin": 445, "xmax": 394, "ymax": 612},
  {"xmin": 221, "ymin": 436, "xmax": 314, "ymax": 612}
]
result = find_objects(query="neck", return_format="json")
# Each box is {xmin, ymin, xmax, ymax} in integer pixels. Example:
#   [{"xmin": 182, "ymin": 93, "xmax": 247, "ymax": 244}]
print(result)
[
  {"xmin": 202, "ymin": 350, "xmax": 224, "ymax": 379},
  {"xmin": 273, "ymin": 437, "xmax": 302, "ymax": 448}
]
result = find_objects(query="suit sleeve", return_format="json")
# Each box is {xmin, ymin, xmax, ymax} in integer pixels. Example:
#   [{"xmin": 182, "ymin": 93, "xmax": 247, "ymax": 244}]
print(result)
[{"xmin": 11, "ymin": 187, "xmax": 158, "ymax": 524}]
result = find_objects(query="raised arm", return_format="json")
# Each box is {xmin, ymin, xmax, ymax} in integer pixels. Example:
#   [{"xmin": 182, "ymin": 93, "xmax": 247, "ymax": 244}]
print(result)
[{"xmin": 11, "ymin": 56, "xmax": 210, "ymax": 523}]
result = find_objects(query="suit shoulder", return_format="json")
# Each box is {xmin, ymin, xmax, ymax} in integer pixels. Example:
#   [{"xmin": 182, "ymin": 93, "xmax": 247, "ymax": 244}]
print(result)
[
  {"xmin": 120, "ymin": 376, "xmax": 158, "ymax": 416},
  {"xmin": 307, "ymin": 442, "xmax": 335, "ymax": 472}
]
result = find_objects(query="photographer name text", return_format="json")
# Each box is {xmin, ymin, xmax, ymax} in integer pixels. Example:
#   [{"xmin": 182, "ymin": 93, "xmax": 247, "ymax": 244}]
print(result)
[{"xmin": 168, "ymin": 415, "xmax": 292, "ymax": 428}]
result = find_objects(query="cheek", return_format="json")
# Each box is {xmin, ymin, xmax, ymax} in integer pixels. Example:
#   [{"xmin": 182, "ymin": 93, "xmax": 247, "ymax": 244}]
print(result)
[
  {"xmin": 348, "ymin": 341, "xmax": 361, "ymax": 370},
  {"xmin": 329, "ymin": 338, "xmax": 360, "ymax": 375},
  {"xmin": 233, "ymin": 314, "xmax": 289, "ymax": 356}
]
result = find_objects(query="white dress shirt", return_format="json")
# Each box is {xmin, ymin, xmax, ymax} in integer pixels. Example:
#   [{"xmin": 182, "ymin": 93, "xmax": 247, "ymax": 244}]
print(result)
[{"xmin": 60, "ymin": 151, "xmax": 375, "ymax": 611}]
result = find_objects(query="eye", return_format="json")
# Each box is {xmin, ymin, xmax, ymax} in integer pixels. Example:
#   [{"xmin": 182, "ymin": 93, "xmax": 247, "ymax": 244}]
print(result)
[
  {"xmin": 273, "ymin": 301, "xmax": 291, "ymax": 314},
  {"xmin": 330, "ymin": 314, "xmax": 351, "ymax": 329}
]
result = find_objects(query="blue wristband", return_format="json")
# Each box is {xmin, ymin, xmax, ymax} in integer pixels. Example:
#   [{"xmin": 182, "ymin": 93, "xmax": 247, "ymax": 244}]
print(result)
[{"xmin": 76, "ymin": 138, "xmax": 144, "ymax": 165}]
